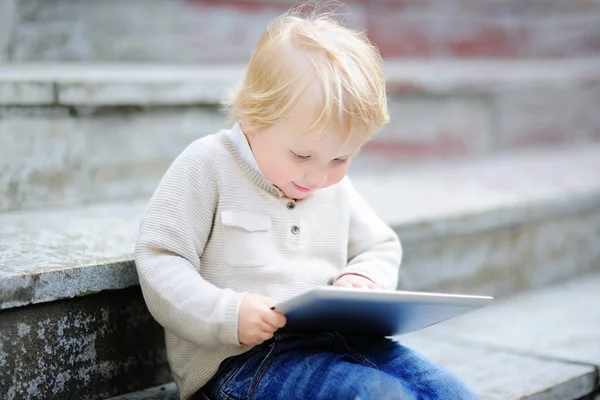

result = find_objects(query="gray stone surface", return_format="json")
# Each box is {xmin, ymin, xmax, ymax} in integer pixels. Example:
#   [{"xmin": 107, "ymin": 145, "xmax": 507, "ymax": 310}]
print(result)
[
  {"xmin": 412, "ymin": 272, "xmax": 600, "ymax": 369},
  {"xmin": 354, "ymin": 145, "xmax": 600, "ymax": 240},
  {"xmin": 0, "ymin": 81, "xmax": 54, "ymax": 105},
  {"xmin": 1, "ymin": 62, "xmax": 599, "ymax": 211},
  {"xmin": 107, "ymin": 334, "xmax": 599, "ymax": 400},
  {"xmin": 399, "ymin": 335, "xmax": 597, "ymax": 400},
  {"xmin": 357, "ymin": 145, "xmax": 600, "ymax": 296},
  {"xmin": 5, "ymin": 0, "xmax": 600, "ymax": 62},
  {"xmin": 8, "ymin": 0, "xmax": 289, "ymax": 63},
  {"xmin": 0, "ymin": 0, "xmax": 17, "ymax": 62},
  {"xmin": 1, "ymin": 60, "xmax": 599, "ymax": 106},
  {"xmin": 0, "ymin": 287, "xmax": 170, "ymax": 400},
  {"xmin": 0, "ymin": 64, "xmax": 243, "ymax": 106},
  {"xmin": 400, "ymin": 208, "xmax": 600, "ymax": 296},
  {"xmin": 1, "ymin": 145, "xmax": 600, "ymax": 309},
  {"xmin": 108, "ymin": 383, "xmax": 178, "ymax": 400},
  {"xmin": 108, "ymin": 333, "xmax": 599, "ymax": 400},
  {"xmin": 0, "ymin": 201, "xmax": 146, "ymax": 309},
  {"xmin": 0, "ymin": 106, "xmax": 225, "ymax": 212}
]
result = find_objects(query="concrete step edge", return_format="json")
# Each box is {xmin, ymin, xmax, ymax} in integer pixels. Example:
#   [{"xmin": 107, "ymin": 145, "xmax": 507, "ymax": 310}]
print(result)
[{"xmin": 1, "ymin": 59, "xmax": 599, "ymax": 106}]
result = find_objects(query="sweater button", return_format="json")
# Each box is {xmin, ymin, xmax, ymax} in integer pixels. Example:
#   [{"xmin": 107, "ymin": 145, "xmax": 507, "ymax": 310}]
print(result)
[
  {"xmin": 291, "ymin": 225, "xmax": 300, "ymax": 235},
  {"xmin": 287, "ymin": 201, "xmax": 296, "ymax": 210}
]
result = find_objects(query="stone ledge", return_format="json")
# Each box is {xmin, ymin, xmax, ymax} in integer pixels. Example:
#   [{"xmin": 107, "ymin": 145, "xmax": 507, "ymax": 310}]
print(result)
[
  {"xmin": 108, "ymin": 383, "xmax": 178, "ymax": 400},
  {"xmin": 409, "ymin": 271, "xmax": 600, "ymax": 370},
  {"xmin": 0, "ymin": 287, "xmax": 171, "ymax": 400},
  {"xmin": 0, "ymin": 59, "xmax": 599, "ymax": 106},
  {"xmin": 400, "ymin": 335, "xmax": 597, "ymax": 400},
  {"xmin": 352, "ymin": 144, "xmax": 600, "ymax": 242},
  {"xmin": 109, "ymin": 346, "xmax": 597, "ymax": 400},
  {"xmin": 109, "ymin": 274, "xmax": 600, "ymax": 400},
  {"xmin": 402, "ymin": 271, "xmax": 600, "ymax": 399},
  {"xmin": 0, "ymin": 202, "xmax": 146, "ymax": 310},
  {"xmin": 1, "ymin": 145, "xmax": 600, "ymax": 310},
  {"xmin": 109, "ymin": 349, "xmax": 596, "ymax": 400}
]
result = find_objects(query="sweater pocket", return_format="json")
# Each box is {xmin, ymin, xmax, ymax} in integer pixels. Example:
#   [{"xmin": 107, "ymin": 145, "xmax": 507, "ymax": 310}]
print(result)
[{"xmin": 221, "ymin": 210, "xmax": 274, "ymax": 267}]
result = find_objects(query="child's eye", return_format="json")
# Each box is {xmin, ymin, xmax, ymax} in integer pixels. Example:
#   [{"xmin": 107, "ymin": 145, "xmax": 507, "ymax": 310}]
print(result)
[
  {"xmin": 332, "ymin": 158, "xmax": 348, "ymax": 164},
  {"xmin": 291, "ymin": 151, "xmax": 311, "ymax": 160}
]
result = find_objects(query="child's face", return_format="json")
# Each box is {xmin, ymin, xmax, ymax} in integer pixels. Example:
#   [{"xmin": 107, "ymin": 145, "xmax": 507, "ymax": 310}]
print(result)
[{"xmin": 244, "ymin": 114, "xmax": 366, "ymax": 200}]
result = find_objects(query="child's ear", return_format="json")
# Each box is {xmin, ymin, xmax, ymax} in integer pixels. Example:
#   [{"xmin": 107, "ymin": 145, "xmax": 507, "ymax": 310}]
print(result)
[{"xmin": 239, "ymin": 115, "xmax": 260, "ymax": 137}]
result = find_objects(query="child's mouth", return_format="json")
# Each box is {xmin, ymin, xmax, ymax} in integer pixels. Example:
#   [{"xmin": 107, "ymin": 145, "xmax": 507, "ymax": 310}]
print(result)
[{"xmin": 293, "ymin": 183, "xmax": 312, "ymax": 192}]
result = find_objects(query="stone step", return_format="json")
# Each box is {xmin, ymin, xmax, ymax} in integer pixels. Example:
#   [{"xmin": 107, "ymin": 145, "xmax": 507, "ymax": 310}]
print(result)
[
  {"xmin": 2, "ymin": 0, "xmax": 599, "ymax": 63},
  {"xmin": 108, "ymin": 273, "xmax": 600, "ymax": 400},
  {"xmin": 401, "ymin": 271, "xmax": 600, "ymax": 400},
  {"xmin": 1, "ymin": 60, "xmax": 599, "ymax": 212},
  {"xmin": 1, "ymin": 144, "xmax": 599, "ymax": 398},
  {"xmin": 2, "ymin": 144, "xmax": 599, "ymax": 310},
  {"xmin": 1, "ymin": 287, "xmax": 171, "ymax": 400},
  {"xmin": 107, "ymin": 384, "xmax": 178, "ymax": 400}
]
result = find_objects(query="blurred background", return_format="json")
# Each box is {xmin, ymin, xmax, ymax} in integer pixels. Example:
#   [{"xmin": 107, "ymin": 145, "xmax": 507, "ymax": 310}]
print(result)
[
  {"xmin": 1, "ymin": 0, "xmax": 600, "ymax": 206},
  {"xmin": 1, "ymin": 1, "xmax": 600, "ymax": 400}
]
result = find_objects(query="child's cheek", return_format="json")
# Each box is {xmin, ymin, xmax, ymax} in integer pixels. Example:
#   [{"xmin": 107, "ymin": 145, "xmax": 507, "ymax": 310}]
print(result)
[{"xmin": 329, "ymin": 166, "xmax": 349, "ymax": 186}]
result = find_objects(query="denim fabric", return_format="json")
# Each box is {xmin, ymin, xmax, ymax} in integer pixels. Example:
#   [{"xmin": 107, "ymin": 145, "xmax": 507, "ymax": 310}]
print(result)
[{"xmin": 202, "ymin": 332, "xmax": 480, "ymax": 400}]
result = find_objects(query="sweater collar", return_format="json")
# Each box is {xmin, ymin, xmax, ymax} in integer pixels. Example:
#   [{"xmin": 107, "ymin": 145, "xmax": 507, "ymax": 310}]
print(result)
[
  {"xmin": 226, "ymin": 123, "xmax": 263, "ymax": 177},
  {"xmin": 221, "ymin": 127, "xmax": 285, "ymax": 198}
]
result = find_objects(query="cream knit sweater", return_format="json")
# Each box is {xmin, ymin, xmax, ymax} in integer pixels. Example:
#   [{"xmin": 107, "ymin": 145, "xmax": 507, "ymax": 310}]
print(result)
[{"xmin": 134, "ymin": 128, "xmax": 402, "ymax": 399}]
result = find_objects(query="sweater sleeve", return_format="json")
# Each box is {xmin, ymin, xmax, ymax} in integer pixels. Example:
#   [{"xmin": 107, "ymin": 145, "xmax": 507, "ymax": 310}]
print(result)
[
  {"xmin": 134, "ymin": 140, "xmax": 244, "ymax": 347},
  {"xmin": 337, "ymin": 177, "xmax": 402, "ymax": 290}
]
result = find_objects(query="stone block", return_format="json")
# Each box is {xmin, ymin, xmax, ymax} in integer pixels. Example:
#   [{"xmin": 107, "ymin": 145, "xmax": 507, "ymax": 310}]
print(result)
[
  {"xmin": 10, "ymin": 0, "xmax": 287, "ymax": 63},
  {"xmin": 352, "ymin": 144, "xmax": 600, "ymax": 296},
  {"xmin": 364, "ymin": 5, "xmax": 524, "ymax": 59},
  {"xmin": 495, "ymin": 86, "xmax": 600, "ymax": 149},
  {"xmin": 399, "ymin": 334, "xmax": 597, "ymax": 400},
  {"xmin": 0, "ymin": 201, "xmax": 145, "ymax": 309},
  {"xmin": 0, "ymin": 0, "xmax": 17, "ymax": 62},
  {"xmin": 412, "ymin": 272, "xmax": 600, "ymax": 369},
  {"xmin": 55, "ymin": 65, "xmax": 245, "ymax": 106},
  {"xmin": 0, "ymin": 287, "xmax": 170, "ymax": 400},
  {"xmin": 364, "ymin": 1, "xmax": 600, "ymax": 59},
  {"xmin": 0, "ymin": 82, "xmax": 54, "ymax": 105},
  {"xmin": 7, "ymin": 0, "xmax": 600, "ymax": 62},
  {"xmin": 398, "ymin": 210, "xmax": 600, "ymax": 297},
  {"xmin": 0, "ymin": 106, "xmax": 225, "ymax": 212},
  {"xmin": 365, "ymin": 94, "xmax": 494, "ymax": 159},
  {"xmin": 109, "ymin": 383, "xmax": 178, "ymax": 400}
]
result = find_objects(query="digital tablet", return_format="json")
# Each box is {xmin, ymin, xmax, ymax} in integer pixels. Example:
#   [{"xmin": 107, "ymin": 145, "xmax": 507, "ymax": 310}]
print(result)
[{"xmin": 272, "ymin": 286, "xmax": 493, "ymax": 337}]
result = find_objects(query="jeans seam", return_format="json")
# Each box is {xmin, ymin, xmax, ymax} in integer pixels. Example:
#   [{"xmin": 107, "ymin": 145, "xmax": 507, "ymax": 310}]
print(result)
[
  {"xmin": 246, "ymin": 340, "xmax": 280, "ymax": 400},
  {"xmin": 334, "ymin": 332, "xmax": 378, "ymax": 368},
  {"xmin": 218, "ymin": 349, "xmax": 259, "ymax": 400},
  {"xmin": 218, "ymin": 366, "xmax": 242, "ymax": 400}
]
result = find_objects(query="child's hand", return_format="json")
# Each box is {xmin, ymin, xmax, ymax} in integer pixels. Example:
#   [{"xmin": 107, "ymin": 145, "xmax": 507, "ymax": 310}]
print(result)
[
  {"xmin": 334, "ymin": 274, "xmax": 379, "ymax": 290},
  {"xmin": 238, "ymin": 293, "xmax": 286, "ymax": 346}
]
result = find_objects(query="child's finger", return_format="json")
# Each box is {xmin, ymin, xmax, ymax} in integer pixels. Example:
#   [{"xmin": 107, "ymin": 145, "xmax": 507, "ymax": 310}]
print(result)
[
  {"xmin": 248, "ymin": 330, "xmax": 273, "ymax": 345},
  {"xmin": 259, "ymin": 320, "xmax": 277, "ymax": 333},
  {"xmin": 262, "ymin": 310, "xmax": 287, "ymax": 329},
  {"xmin": 334, "ymin": 278, "xmax": 353, "ymax": 287},
  {"xmin": 255, "ymin": 294, "xmax": 277, "ymax": 309}
]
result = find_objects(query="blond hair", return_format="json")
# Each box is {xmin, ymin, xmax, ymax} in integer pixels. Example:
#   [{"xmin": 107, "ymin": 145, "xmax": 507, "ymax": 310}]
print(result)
[{"xmin": 224, "ymin": 6, "xmax": 389, "ymax": 140}]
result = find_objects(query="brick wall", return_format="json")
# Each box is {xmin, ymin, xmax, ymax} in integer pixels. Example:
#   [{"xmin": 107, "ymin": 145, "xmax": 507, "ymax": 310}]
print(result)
[{"xmin": 5, "ymin": 0, "xmax": 600, "ymax": 63}]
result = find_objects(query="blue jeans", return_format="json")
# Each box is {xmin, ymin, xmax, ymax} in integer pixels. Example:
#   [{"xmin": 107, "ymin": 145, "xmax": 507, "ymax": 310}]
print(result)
[{"xmin": 202, "ymin": 332, "xmax": 480, "ymax": 400}]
